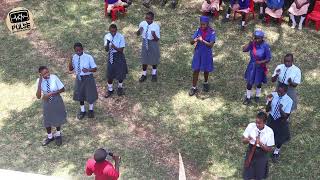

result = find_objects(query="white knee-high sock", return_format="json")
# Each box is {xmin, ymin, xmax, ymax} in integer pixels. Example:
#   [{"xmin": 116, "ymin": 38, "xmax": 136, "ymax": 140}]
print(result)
[
  {"xmin": 256, "ymin": 88, "xmax": 262, "ymax": 97},
  {"xmin": 107, "ymin": 83, "xmax": 113, "ymax": 91},
  {"xmin": 152, "ymin": 68, "xmax": 157, "ymax": 75},
  {"xmin": 80, "ymin": 105, "xmax": 85, "ymax": 112},
  {"xmin": 290, "ymin": 14, "xmax": 296, "ymax": 26},
  {"xmin": 89, "ymin": 104, "xmax": 94, "ymax": 111},
  {"xmin": 274, "ymin": 148, "xmax": 281, "ymax": 154},
  {"xmin": 299, "ymin": 16, "xmax": 306, "ymax": 29},
  {"xmin": 48, "ymin": 133, "xmax": 53, "ymax": 139},
  {"xmin": 226, "ymin": 5, "xmax": 231, "ymax": 18},
  {"xmin": 246, "ymin": 89, "xmax": 251, "ymax": 99},
  {"xmin": 260, "ymin": 6, "xmax": 264, "ymax": 14}
]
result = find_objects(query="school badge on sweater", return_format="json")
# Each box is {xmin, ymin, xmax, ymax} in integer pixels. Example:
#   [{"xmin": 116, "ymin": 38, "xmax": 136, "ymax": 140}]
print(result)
[{"xmin": 5, "ymin": 7, "xmax": 35, "ymax": 36}]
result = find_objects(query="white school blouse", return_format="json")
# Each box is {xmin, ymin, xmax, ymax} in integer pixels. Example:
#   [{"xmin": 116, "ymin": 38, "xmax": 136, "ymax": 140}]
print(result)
[
  {"xmin": 36, "ymin": 74, "xmax": 64, "ymax": 95},
  {"xmin": 272, "ymin": 64, "xmax": 301, "ymax": 85},
  {"xmin": 243, "ymin": 123, "xmax": 275, "ymax": 147},
  {"xmin": 138, "ymin": 21, "xmax": 160, "ymax": 40},
  {"xmin": 72, "ymin": 53, "xmax": 97, "ymax": 76},
  {"xmin": 270, "ymin": 92, "xmax": 293, "ymax": 119},
  {"xmin": 104, "ymin": 32, "xmax": 126, "ymax": 53}
]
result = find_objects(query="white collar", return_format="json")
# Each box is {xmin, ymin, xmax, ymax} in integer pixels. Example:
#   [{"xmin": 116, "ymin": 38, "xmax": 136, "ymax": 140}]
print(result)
[
  {"xmin": 111, "ymin": 32, "xmax": 118, "ymax": 37},
  {"xmin": 76, "ymin": 52, "xmax": 86, "ymax": 57},
  {"xmin": 254, "ymin": 125, "xmax": 266, "ymax": 134},
  {"xmin": 146, "ymin": 21, "xmax": 154, "ymax": 26}
]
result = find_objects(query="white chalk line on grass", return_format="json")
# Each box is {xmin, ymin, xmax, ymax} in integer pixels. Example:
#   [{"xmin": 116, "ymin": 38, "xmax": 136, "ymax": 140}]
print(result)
[
  {"xmin": 0, "ymin": 169, "xmax": 72, "ymax": 180},
  {"xmin": 179, "ymin": 152, "xmax": 186, "ymax": 180}
]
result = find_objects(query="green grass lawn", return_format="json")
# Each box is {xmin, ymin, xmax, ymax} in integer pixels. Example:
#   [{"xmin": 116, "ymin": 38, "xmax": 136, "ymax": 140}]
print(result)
[{"xmin": 0, "ymin": 0, "xmax": 320, "ymax": 179}]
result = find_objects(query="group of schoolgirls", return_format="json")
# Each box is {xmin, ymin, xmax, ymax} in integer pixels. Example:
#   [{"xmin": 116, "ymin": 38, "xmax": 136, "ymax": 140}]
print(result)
[
  {"xmin": 104, "ymin": 0, "xmax": 177, "ymax": 22},
  {"xmin": 36, "ymin": 11, "xmax": 160, "ymax": 146},
  {"xmin": 192, "ymin": 15, "xmax": 302, "ymax": 179},
  {"xmin": 201, "ymin": 0, "xmax": 311, "ymax": 30},
  {"xmin": 241, "ymin": 55, "xmax": 301, "ymax": 179},
  {"xmin": 35, "ymin": 7, "xmax": 303, "ymax": 180}
]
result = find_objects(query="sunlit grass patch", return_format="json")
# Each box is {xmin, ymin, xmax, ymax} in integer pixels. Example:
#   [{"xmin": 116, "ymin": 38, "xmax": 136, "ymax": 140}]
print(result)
[
  {"xmin": 304, "ymin": 70, "xmax": 320, "ymax": 84},
  {"xmin": 0, "ymin": 82, "xmax": 35, "ymax": 115}
]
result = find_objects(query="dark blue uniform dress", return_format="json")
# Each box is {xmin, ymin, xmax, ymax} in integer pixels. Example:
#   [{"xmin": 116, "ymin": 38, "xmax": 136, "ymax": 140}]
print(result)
[
  {"xmin": 238, "ymin": 0, "xmax": 250, "ymax": 9},
  {"xmin": 229, "ymin": 0, "xmax": 250, "ymax": 8},
  {"xmin": 191, "ymin": 27, "xmax": 216, "ymax": 72},
  {"xmin": 230, "ymin": 0, "xmax": 235, "ymax": 6},
  {"xmin": 244, "ymin": 41, "xmax": 271, "ymax": 85}
]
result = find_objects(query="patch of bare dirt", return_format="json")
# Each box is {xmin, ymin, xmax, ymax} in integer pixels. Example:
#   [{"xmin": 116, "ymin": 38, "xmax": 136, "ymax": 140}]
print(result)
[{"xmin": 0, "ymin": 0, "xmax": 22, "ymax": 21}]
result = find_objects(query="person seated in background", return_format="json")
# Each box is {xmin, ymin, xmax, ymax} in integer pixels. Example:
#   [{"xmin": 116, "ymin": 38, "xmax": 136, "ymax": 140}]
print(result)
[
  {"xmin": 86, "ymin": 148, "xmax": 121, "ymax": 180},
  {"xmin": 284, "ymin": 0, "xmax": 295, "ymax": 10},
  {"xmin": 222, "ymin": 0, "xmax": 250, "ymax": 30},
  {"xmin": 288, "ymin": 0, "xmax": 310, "ymax": 30},
  {"xmin": 201, "ymin": 0, "xmax": 220, "ymax": 16},
  {"xmin": 254, "ymin": 0, "xmax": 266, "ymax": 19},
  {"xmin": 265, "ymin": 0, "xmax": 284, "ymax": 21},
  {"xmin": 221, "ymin": 0, "xmax": 235, "ymax": 22},
  {"xmin": 104, "ymin": 0, "xmax": 131, "ymax": 19}
]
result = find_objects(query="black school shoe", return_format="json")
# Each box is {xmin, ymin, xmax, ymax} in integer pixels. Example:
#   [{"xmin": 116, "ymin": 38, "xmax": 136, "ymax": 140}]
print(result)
[
  {"xmin": 272, "ymin": 153, "xmax": 280, "ymax": 163},
  {"xmin": 171, "ymin": 0, "xmax": 177, "ymax": 9},
  {"xmin": 243, "ymin": 98, "xmax": 251, "ymax": 105},
  {"xmin": 151, "ymin": 75, "xmax": 157, "ymax": 82},
  {"xmin": 241, "ymin": 25, "xmax": 246, "ymax": 31},
  {"xmin": 221, "ymin": 17, "xmax": 230, "ymax": 23},
  {"xmin": 42, "ymin": 137, "xmax": 54, "ymax": 146},
  {"xmin": 254, "ymin": 97, "xmax": 260, "ymax": 103},
  {"xmin": 104, "ymin": 90, "xmax": 114, "ymax": 98},
  {"xmin": 88, "ymin": 110, "xmax": 95, "ymax": 118},
  {"xmin": 189, "ymin": 88, "xmax": 198, "ymax": 96},
  {"xmin": 77, "ymin": 111, "xmax": 86, "ymax": 120},
  {"xmin": 139, "ymin": 75, "xmax": 147, "ymax": 82},
  {"xmin": 55, "ymin": 136, "xmax": 62, "ymax": 146},
  {"xmin": 203, "ymin": 83, "xmax": 209, "ymax": 92},
  {"xmin": 161, "ymin": 0, "xmax": 167, "ymax": 6},
  {"xmin": 117, "ymin": 87, "xmax": 125, "ymax": 96},
  {"xmin": 259, "ymin": 14, "xmax": 264, "ymax": 20}
]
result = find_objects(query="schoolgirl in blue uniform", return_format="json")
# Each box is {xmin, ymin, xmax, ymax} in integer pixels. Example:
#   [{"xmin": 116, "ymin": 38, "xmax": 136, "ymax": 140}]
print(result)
[
  {"xmin": 243, "ymin": 29, "xmax": 271, "ymax": 105},
  {"xmin": 189, "ymin": 16, "xmax": 216, "ymax": 96}
]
